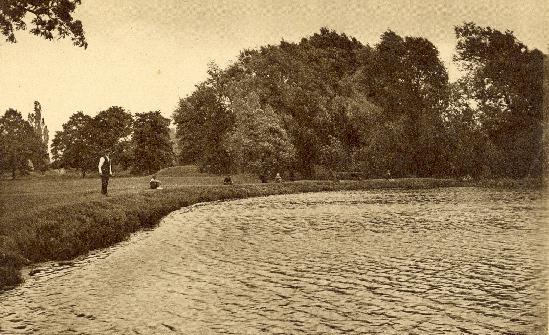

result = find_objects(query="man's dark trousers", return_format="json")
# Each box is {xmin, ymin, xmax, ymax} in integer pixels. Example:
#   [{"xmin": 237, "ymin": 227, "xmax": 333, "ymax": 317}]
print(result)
[{"xmin": 101, "ymin": 175, "xmax": 109, "ymax": 195}]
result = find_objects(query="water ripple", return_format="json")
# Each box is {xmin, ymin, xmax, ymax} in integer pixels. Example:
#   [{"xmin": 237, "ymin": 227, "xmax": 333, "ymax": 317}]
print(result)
[{"xmin": 0, "ymin": 187, "xmax": 546, "ymax": 334}]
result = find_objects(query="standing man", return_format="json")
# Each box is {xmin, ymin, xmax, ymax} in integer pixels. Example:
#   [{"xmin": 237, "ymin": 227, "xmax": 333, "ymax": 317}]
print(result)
[{"xmin": 98, "ymin": 150, "xmax": 113, "ymax": 195}]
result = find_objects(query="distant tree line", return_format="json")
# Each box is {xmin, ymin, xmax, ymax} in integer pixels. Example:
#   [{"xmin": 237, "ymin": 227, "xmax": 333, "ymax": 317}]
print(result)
[
  {"xmin": 173, "ymin": 23, "xmax": 545, "ymax": 179},
  {"xmin": 0, "ymin": 105, "xmax": 174, "ymax": 178},
  {"xmin": 1, "ymin": 22, "xmax": 544, "ymax": 180},
  {"xmin": 50, "ymin": 108, "xmax": 174, "ymax": 176}
]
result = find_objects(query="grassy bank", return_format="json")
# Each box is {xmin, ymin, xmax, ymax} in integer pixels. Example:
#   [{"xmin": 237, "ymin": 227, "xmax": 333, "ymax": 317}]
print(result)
[
  {"xmin": 0, "ymin": 166, "xmax": 257, "ymax": 223},
  {"xmin": 0, "ymin": 174, "xmax": 542, "ymax": 289}
]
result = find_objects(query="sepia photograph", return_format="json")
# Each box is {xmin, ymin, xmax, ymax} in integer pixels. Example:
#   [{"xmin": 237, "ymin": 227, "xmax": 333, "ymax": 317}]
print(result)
[{"xmin": 0, "ymin": 0, "xmax": 547, "ymax": 334}]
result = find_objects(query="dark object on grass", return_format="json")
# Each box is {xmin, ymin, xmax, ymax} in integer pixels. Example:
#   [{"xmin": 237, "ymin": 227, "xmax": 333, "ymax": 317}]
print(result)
[
  {"xmin": 223, "ymin": 176, "xmax": 233, "ymax": 185},
  {"xmin": 150, "ymin": 175, "xmax": 162, "ymax": 189},
  {"xmin": 259, "ymin": 174, "xmax": 267, "ymax": 183}
]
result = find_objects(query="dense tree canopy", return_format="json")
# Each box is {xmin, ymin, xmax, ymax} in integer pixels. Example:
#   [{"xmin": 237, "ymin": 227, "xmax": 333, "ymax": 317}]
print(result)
[
  {"xmin": 0, "ymin": 0, "xmax": 87, "ymax": 48},
  {"xmin": 132, "ymin": 111, "xmax": 174, "ymax": 174},
  {"xmin": 51, "ymin": 106, "xmax": 135, "ymax": 177},
  {"xmin": 453, "ymin": 22, "xmax": 544, "ymax": 177},
  {"xmin": 174, "ymin": 26, "xmax": 543, "ymax": 180},
  {"xmin": 174, "ymin": 28, "xmax": 452, "ymax": 178},
  {"xmin": 0, "ymin": 109, "xmax": 44, "ymax": 178},
  {"xmin": 5, "ymin": 24, "xmax": 541, "ymax": 181},
  {"xmin": 51, "ymin": 111, "xmax": 95, "ymax": 176},
  {"xmin": 93, "ymin": 106, "xmax": 133, "ymax": 154},
  {"xmin": 174, "ymin": 28, "xmax": 371, "ymax": 177},
  {"xmin": 224, "ymin": 93, "xmax": 295, "ymax": 176},
  {"xmin": 443, "ymin": 79, "xmax": 486, "ymax": 176},
  {"xmin": 356, "ymin": 31, "xmax": 450, "ymax": 176}
]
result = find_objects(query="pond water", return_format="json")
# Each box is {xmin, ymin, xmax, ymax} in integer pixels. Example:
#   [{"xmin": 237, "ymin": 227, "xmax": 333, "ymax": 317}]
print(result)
[{"xmin": 0, "ymin": 188, "xmax": 546, "ymax": 334}]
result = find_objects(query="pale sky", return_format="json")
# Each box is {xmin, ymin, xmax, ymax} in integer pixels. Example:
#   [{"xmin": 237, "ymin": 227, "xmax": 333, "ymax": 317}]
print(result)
[{"xmin": 0, "ymin": 0, "xmax": 546, "ymax": 144}]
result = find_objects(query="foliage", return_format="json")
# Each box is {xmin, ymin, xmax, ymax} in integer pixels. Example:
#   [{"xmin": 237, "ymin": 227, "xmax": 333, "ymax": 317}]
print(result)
[
  {"xmin": 50, "ymin": 111, "xmax": 95, "ymax": 177},
  {"xmin": 173, "ymin": 25, "xmax": 543, "ymax": 179},
  {"xmin": 173, "ymin": 80, "xmax": 234, "ymax": 173},
  {"xmin": 26, "ymin": 101, "xmax": 49, "ymax": 171},
  {"xmin": 132, "ymin": 111, "xmax": 174, "ymax": 174},
  {"xmin": 443, "ymin": 80, "xmax": 486, "ymax": 177},
  {"xmin": 174, "ymin": 28, "xmax": 372, "ymax": 177},
  {"xmin": 51, "ymin": 107, "xmax": 133, "ymax": 177},
  {"xmin": 0, "ymin": 109, "xmax": 43, "ymax": 178},
  {"xmin": 454, "ymin": 22, "xmax": 544, "ymax": 177},
  {"xmin": 93, "ymin": 106, "xmax": 133, "ymax": 153},
  {"xmin": 318, "ymin": 135, "xmax": 348, "ymax": 173},
  {"xmin": 224, "ymin": 93, "xmax": 295, "ymax": 176},
  {"xmin": 358, "ymin": 31, "xmax": 450, "ymax": 176},
  {"xmin": 0, "ymin": 0, "xmax": 87, "ymax": 48},
  {"xmin": 29, "ymin": 24, "xmax": 542, "ymax": 180}
]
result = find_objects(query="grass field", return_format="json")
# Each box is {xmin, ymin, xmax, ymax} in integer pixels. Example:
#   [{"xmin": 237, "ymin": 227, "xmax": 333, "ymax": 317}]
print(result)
[
  {"xmin": 0, "ymin": 166, "xmax": 542, "ymax": 289},
  {"xmin": 0, "ymin": 165, "xmax": 257, "ymax": 222}
]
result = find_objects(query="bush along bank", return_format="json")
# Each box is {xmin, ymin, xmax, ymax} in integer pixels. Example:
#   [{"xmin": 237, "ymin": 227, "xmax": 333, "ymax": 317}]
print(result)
[{"xmin": 0, "ymin": 178, "xmax": 537, "ymax": 289}]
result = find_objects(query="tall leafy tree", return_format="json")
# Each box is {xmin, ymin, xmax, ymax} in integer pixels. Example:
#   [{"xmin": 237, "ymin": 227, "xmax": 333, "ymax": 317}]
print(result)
[
  {"xmin": 224, "ymin": 93, "xmax": 295, "ymax": 176},
  {"xmin": 361, "ymin": 31, "xmax": 450, "ymax": 177},
  {"xmin": 51, "ymin": 107, "xmax": 133, "ymax": 176},
  {"xmin": 443, "ymin": 79, "xmax": 486, "ymax": 177},
  {"xmin": 454, "ymin": 22, "xmax": 544, "ymax": 177},
  {"xmin": 27, "ymin": 100, "xmax": 49, "ymax": 171},
  {"xmin": 93, "ymin": 106, "xmax": 133, "ymax": 156},
  {"xmin": 0, "ymin": 0, "xmax": 87, "ymax": 48},
  {"xmin": 132, "ymin": 111, "xmax": 174, "ymax": 174},
  {"xmin": 226, "ymin": 28, "xmax": 371, "ymax": 177},
  {"xmin": 0, "ymin": 109, "xmax": 42, "ymax": 178},
  {"xmin": 28, "ymin": 101, "xmax": 49, "ymax": 144},
  {"xmin": 173, "ymin": 80, "xmax": 234, "ymax": 173},
  {"xmin": 50, "ymin": 111, "xmax": 95, "ymax": 177}
]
